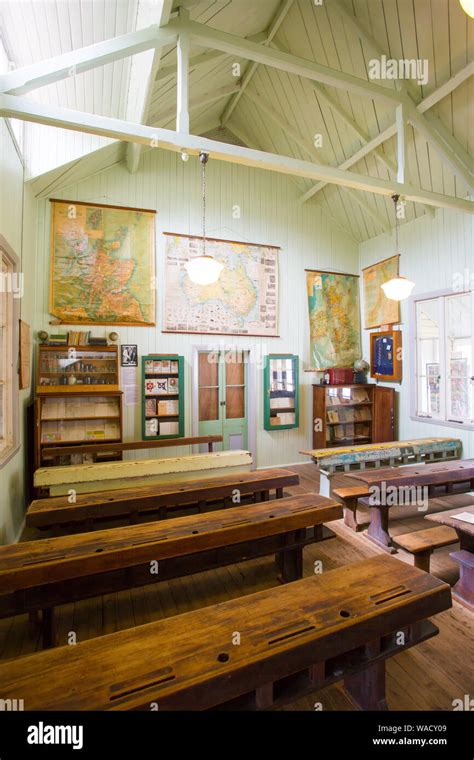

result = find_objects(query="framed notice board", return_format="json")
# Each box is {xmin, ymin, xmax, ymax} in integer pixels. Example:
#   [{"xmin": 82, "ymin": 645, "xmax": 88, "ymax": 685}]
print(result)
[
  {"xmin": 370, "ymin": 330, "xmax": 402, "ymax": 382},
  {"xmin": 141, "ymin": 354, "xmax": 184, "ymax": 440}
]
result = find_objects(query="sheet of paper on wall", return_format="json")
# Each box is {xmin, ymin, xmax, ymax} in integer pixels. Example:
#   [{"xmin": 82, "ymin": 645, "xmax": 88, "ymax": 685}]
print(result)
[
  {"xmin": 452, "ymin": 512, "xmax": 474, "ymax": 525},
  {"xmin": 122, "ymin": 366, "xmax": 138, "ymax": 406}
]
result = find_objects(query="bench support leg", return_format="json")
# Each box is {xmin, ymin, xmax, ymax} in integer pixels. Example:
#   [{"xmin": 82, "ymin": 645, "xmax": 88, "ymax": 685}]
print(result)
[
  {"xmin": 255, "ymin": 682, "xmax": 274, "ymax": 710},
  {"xmin": 414, "ymin": 550, "xmax": 432, "ymax": 573},
  {"xmin": 366, "ymin": 505, "xmax": 397, "ymax": 554},
  {"xmin": 276, "ymin": 488, "xmax": 283, "ymax": 499},
  {"xmin": 42, "ymin": 608, "xmax": 57, "ymax": 649},
  {"xmin": 344, "ymin": 641, "xmax": 388, "ymax": 711}
]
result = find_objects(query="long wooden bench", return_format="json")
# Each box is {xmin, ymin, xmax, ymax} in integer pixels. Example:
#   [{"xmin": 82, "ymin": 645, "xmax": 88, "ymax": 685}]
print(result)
[
  {"xmin": 26, "ymin": 468, "xmax": 300, "ymax": 532},
  {"xmin": 0, "ymin": 555, "xmax": 451, "ymax": 711},
  {"xmin": 1, "ymin": 493, "xmax": 342, "ymax": 648},
  {"xmin": 34, "ymin": 450, "xmax": 253, "ymax": 496},
  {"xmin": 394, "ymin": 526, "xmax": 458, "ymax": 572},
  {"xmin": 332, "ymin": 485, "xmax": 370, "ymax": 532}
]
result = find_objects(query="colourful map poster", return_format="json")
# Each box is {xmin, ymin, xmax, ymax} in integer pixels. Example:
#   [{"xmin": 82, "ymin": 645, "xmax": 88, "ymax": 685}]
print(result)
[
  {"xmin": 163, "ymin": 233, "xmax": 279, "ymax": 336},
  {"xmin": 49, "ymin": 200, "xmax": 156, "ymax": 325},
  {"xmin": 362, "ymin": 255, "xmax": 400, "ymax": 328},
  {"xmin": 306, "ymin": 270, "xmax": 361, "ymax": 369}
]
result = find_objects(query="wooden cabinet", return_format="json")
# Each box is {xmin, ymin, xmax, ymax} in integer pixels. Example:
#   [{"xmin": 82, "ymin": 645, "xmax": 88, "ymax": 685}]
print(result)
[
  {"xmin": 142, "ymin": 354, "xmax": 184, "ymax": 440},
  {"xmin": 312, "ymin": 384, "xmax": 395, "ymax": 449},
  {"xmin": 35, "ymin": 391, "xmax": 123, "ymax": 467}
]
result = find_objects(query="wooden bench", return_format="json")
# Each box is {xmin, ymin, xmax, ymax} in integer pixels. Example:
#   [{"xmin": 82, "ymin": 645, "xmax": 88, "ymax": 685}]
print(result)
[
  {"xmin": 34, "ymin": 449, "xmax": 253, "ymax": 496},
  {"xmin": 0, "ymin": 555, "xmax": 451, "ymax": 711},
  {"xmin": 394, "ymin": 526, "xmax": 458, "ymax": 572},
  {"xmin": 26, "ymin": 468, "xmax": 300, "ymax": 532},
  {"xmin": 40, "ymin": 435, "xmax": 224, "ymax": 465},
  {"xmin": 332, "ymin": 485, "xmax": 370, "ymax": 532},
  {"xmin": 1, "ymin": 493, "xmax": 342, "ymax": 648}
]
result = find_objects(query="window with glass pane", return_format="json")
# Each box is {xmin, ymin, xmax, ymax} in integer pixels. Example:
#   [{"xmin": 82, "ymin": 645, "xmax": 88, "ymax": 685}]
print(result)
[
  {"xmin": 0, "ymin": 250, "xmax": 13, "ymax": 453},
  {"xmin": 445, "ymin": 294, "xmax": 472, "ymax": 422},
  {"xmin": 415, "ymin": 299, "xmax": 441, "ymax": 418}
]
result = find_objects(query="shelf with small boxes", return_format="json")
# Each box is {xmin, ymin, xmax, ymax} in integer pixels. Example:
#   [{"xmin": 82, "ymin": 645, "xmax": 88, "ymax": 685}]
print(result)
[{"xmin": 141, "ymin": 355, "xmax": 185, "ymax": 439}]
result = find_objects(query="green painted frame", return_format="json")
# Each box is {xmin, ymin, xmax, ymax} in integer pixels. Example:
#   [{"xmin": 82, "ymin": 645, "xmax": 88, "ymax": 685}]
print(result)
[
  {"xmin": 263, "ymin": 354, "xmax": 299, "ymax": 431},
  {"xmin": 141, "ymin": 354, "xmax": 185, "ymax": 440}
]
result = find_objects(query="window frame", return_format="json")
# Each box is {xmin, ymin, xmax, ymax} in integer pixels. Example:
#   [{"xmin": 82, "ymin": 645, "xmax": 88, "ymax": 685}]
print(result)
[
  {"xmin": 410, "ymin": 286, "xmax": 474, "ymax": 432},
  {"xmin": 0, "ymin": 234, "xmax": 20, "ymax": 468}
]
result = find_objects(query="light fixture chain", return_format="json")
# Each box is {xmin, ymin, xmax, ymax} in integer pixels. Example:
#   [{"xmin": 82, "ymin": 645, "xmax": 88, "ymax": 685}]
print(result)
[{"xmin": 202, "ymin": 156, "xmax": 206, "ymax": 257}]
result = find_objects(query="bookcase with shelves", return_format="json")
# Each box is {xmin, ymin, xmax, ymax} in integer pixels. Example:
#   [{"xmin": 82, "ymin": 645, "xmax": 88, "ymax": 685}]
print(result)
[
  {"xmin": 141, "ymin": 355, "xmax": 184, "ymax": 440},
  {"xmin": 312, "ymin": 384, "xmax": 395, "ymax": 449},
  {"xmin": 263, "ymin": 354, "xmax": 299, "ymax": 430},
  {"xmin": 35, "ymin": 392, "xmax": 123, "ymax": 467}
]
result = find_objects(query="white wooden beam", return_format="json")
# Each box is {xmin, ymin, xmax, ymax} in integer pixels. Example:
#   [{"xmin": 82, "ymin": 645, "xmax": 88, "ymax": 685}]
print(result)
[
  {"xmin": 181, "ymin": 19, "xmax": 407, "ymax": 105},
  {"xmin": 154, "ymin": 32, "xmax": 269, "ymax": 82},
  {"xmin": 0, "ymin": 94, "xmax": 471, "ymax": 214},
  {"xmin": 301, "ymin": 65, "xmax": 473, "ymax": 206},
  {"xmin": 220, "ymin": 0, "xmax": 295, "ymax": 126},
  {"xmin": 396, "ymin": 104, "xmax": 406, "ymax": 184},
  {"xmin": 125, "ymin": 0, "xmax": 173, "ymax": 174},
  {"xmin": 176, "ymin": 29, "xmax": 190, "ymax": 133},
  {"xmin": 0, "ymin": 24, "xmax": 178, "ymax": 96}
]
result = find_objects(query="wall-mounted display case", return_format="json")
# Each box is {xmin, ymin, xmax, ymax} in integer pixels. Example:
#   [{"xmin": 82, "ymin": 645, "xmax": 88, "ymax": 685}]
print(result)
[
  {"xmin": 142, "ymin": 354, "xmax": 185, "ymax": 440},
  {"xmin": 37, "ymin": 345, "xmax": 119, "ymax": 393},
  {"xmin": 264, "ymin": 354, "xmax": 299, "ymax": 430},
  {"xmin": 370, "ymin": 329, "xmax": 402, "ymax": 382}
]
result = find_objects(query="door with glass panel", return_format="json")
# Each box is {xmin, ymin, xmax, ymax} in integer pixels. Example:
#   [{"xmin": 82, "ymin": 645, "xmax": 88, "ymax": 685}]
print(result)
[{"xmin": 197, "ymin": 350, "xmax": 248, "ymax": 450}]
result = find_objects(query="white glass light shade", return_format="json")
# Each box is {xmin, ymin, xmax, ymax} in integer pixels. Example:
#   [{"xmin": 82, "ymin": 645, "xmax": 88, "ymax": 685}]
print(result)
[
  {"xmin": 381, "ymin": 276, "xmax": 415, "ymax": 301},
  {"xmin": 459, "ymin": 0, "xmax": 474, "ymax": 18},
  {"xmin": 184, "ymin": 255, "xmax": 224, "ymax": 285}
]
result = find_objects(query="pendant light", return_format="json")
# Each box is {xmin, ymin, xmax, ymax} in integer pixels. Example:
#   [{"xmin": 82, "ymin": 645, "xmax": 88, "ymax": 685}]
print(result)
[
  {"xmin": 184, "ymin": 152, "xmax": 224, "ymax": 286},
  {"xmin": 381, "ymin": 194, "xmax": 415, "ymax": 301},
  {"xmin": 459, "ymin": 0, "xmax": 474, "ymax": 18}
]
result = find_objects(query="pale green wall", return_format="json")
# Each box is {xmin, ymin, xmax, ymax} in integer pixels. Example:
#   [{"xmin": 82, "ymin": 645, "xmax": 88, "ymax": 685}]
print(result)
[
  {"xmin": 33, "ymin": 149, "xmax": 359, "ymax": 471},
  {"xmin": 0, "ymin": 120, "xmax": 37, "ymax": 545}
]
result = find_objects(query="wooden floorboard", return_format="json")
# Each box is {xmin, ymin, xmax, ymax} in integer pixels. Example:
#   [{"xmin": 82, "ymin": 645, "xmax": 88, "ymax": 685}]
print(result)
[{"xmin": 1, "ymin": 464, "xmax": 473, "ymax": 710}]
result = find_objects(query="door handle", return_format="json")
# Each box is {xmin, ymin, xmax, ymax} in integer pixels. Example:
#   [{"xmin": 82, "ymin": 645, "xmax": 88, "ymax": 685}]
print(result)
[{"xmin": 220, "ymin": 401, "xmax": 226, "ymax": 406}]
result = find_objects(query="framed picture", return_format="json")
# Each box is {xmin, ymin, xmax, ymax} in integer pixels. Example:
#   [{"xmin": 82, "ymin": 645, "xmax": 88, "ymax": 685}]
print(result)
[
  {"xmin": 121, "ymin": 344, "xmax": 138, "ymax": 367},
  {"xmin": 369, "ymin": 329, "xmax": 402, "ymax": 382}
]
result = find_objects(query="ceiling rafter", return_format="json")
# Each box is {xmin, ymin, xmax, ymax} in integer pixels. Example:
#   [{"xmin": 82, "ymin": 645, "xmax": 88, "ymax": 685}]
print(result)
[
  {"xmin": 0, "ymin": 92, "xmax": 471, "ymax": 215},
  {"xmin": 220, "ymin": 0, "xmax": 295, "ymax": 127},
  {"xmin": 243, "ymin": 87, "xmax": 390, "ymax": 234},
  {"xmin": 300, "ymin": 63, "xmax": 473, "ymax": 204},
  {"xmin": 331, "ymin": 0, "xmax": 473, "ymax": 191},
  {"xmin": 125, "ymin": 0, "xmax": 174, "ymax": 174}
]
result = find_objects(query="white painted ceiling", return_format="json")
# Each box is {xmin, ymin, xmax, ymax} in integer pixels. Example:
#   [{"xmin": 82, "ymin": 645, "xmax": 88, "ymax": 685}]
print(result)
[{"xmin": 1, "ymin": 0, "xmax": 472, "ymax": 242}]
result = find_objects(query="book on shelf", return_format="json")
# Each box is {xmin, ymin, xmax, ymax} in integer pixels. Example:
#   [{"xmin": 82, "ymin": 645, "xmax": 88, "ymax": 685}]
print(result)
[
  {"xmin": 167, "ymin": 377, "xmax": 179, "ymax": 394},
  {"xmin": 351, "ymin": 388, "xmax": 370, "ymax": 403},
  {"xmin": 170, "ymin": 360, "xmax": 179, "ymax": 373},
  {"xmin": 327, "ymin": 410, "xmax": 339, "ymax": 424},
  {"xmin": 48, "ymin": 334, "xmax": 68, "ymax": 346},
  {"xmin": 158, "ymin": 399, "xmax": 179, "ymax": 416},
  {"xmin": 145, "ymin": 418, "xmax": 159, "ymax": 436},
  {"xmin": 88, "ymin": 337, "xmax": 108, "ymax": 346},
  {"xmin": 159, "ymin": 421, "xmax": 179, "ymax": 436},
  {"xmin": 145, "ymin": 399, "xmax": 157, "ymax": 416},
  {"xmin": 145, "ymin": 378, "xmax": 168, "ymax": 395},
  {"xmin": 67, "ymin": 330, "xmax": 90, "ymax": 345}
]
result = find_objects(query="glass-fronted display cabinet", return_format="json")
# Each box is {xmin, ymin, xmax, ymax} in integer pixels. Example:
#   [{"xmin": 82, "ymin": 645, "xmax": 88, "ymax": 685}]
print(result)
[
  {"xmin": 37, "ymin": 345, "xmax": 119, "ymax": 393},
  {"xmin": 141, "ymin": 354, "xmax": 185, "ymax": 440},
  {"xmin": 264, "ymin": 354, "xmax": 299, "ymax": 430}
]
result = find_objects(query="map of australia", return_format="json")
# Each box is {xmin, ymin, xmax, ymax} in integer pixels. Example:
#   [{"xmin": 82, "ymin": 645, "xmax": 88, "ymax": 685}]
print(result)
[
  {"xmin": 164, "ymin": 234, "xmax": 279, "ymax": 336},
  {"xmin": 49, "ymin": 201, "xmax": 155, "ymax": 325}
]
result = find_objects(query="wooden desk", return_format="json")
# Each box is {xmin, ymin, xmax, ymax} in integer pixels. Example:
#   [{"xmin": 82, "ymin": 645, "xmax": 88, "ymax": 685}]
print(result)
[
  {"xmin": 300, "ymin": 438, "xmax": 462, "ymax": 496},
  {"xmin": 0, "ymin": 555, "xmax": 451, "ymax": 711},
  {"xmin": 426, "ymin": 506, "xmax": 474, "ymax": 611},
  {"xmin": 349, "ymin": 460, "xmax": 474, "ymax": 551},
  {"xmin": 27, "ymin": 468, "xmax": 300, "ymax": 532},
  {"xmin": 0, "ymin": 493, "xmax": 342, "ymax": 647}
]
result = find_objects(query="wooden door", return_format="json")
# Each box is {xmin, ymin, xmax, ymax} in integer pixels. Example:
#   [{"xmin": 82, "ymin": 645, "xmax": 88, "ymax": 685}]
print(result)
[
  {"xmin": 197, "ymin": 350, "xmax": 248, "ymax": 451},
  {"xmin": 373, "ymin": 386, "xmax": 395, "ymax": 443}
]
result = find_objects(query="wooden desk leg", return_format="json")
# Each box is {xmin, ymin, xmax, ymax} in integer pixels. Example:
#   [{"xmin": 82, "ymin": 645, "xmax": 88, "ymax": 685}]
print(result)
[
  {"xmin": 366, "ymin": 504, "xmax": 397, "ymax": 554},
  {"xmin": 344, "ymin": 640, "xmax": 388, "ymax": 711},
  {"xmin": 450, "ymin": 552, "xmax": 474, "ymax": 611},
  {"xmin": 276, "ymin": 487, "xmax": 284, "ymax": 499},
  {"xmin": 42, "ymin": 608, "xmax": 57, "ymax": 649},
  {"xmin": 277, "ymin": 534, "xmax": 303, "ymax": 583},
  {"xmin": 343, "ymin": 498, "xmax": 360, "ymax": 532}
]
